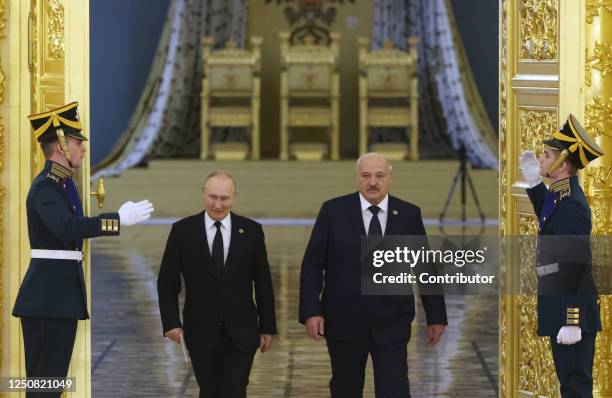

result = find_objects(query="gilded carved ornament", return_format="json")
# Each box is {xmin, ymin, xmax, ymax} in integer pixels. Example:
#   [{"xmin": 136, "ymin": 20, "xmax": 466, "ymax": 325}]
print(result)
[
  {"xmin": 499, "ymin": 2, "xmax": 509, "ymax": 396},
  {"xmin": 586, "ymin": 0, "xmax": 612, "ymax": 24},
  {"xmin": 593, "ymin": 297, "xmax": 612, "ymax": 391},
  {"xmin": 517, "ymin": 215, "xmax": 559, "ymax": 398},
  {"xmin": 0, "ymin": 0, "xmax": 5, "ymax": 38},
  {"xmin": 585, "ymin": 96, "xmax": 612, "ymax": 139},
  {"xmin": 519, "ymin": 109, "xmax": 557, "ymax": 154},
  {"xmin": 519, "ymin": 0, "xmax": 558, "ymax": 61},
  {"xmin": 45, "ymin": 0, "xmax": 65, "ymax": 60},
  {"xmin": 0, "ymin": 59, "xmax": 4, "ymax": 105},
  {"xmin": 586, "ymin": 42, "xmax": 612, "ymax": 87},
  {"xmin": 0, "ymin": 0, "xmax": 5, "ymax": 371}
]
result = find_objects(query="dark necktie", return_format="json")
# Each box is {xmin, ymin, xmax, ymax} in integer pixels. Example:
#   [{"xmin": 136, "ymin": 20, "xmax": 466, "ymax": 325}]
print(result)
[
  {"xmin": 368, "ymin": 205, "xmax": 383, "ymax": 236},
  {"xmin": 212, "ymin": 221, "xmax": 224, "ymax": 276}
]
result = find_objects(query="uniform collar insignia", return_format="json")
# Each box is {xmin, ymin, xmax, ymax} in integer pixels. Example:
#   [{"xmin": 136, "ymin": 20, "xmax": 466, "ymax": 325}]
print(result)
[
  {"xmin": 49, "ymin": 161, "xmax": 73, "ymax": 180},
  {"xmin": 549, "ymin": 178, "xmax": 571, "ymax": 199}
]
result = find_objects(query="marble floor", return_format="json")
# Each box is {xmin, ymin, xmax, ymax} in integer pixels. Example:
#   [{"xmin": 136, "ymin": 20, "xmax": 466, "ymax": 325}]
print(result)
[{"xmin": 90, "ymin": 224, "xmax": 498, "ymax": 398}]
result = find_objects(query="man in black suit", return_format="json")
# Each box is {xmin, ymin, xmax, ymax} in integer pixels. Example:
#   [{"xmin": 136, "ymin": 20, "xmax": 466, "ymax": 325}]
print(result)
[
  {"xmin": 299, "ymin": 153, "xmax": 447, "ymax": 398},
  {"xmin": 157, "ymin": 171, "xmax": 277, "ymax": 398}
]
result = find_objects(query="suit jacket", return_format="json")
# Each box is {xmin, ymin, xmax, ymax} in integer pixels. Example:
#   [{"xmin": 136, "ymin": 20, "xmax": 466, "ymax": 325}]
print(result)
[
  {"xmin": 299, "ymin": 192, "xmax": 447, "ymax": 342},
  {"xmin": 527, "ymin": 177, "xmax": 601, "ymax": 336},
  {"xmin": 13, "ymin": 160, "xmax": 120, "ymax": 320},
  {"xmin": 157, "ymin": 211, "xmax": 277, "ymax": 353}
]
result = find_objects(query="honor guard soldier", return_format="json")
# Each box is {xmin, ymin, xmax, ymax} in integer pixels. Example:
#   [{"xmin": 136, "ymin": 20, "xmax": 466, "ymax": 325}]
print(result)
[
  {"xmin": 519, "ymin": 114, "xmax": 603, "ymax": 398},
  {"xmin": 12, "ymin": 102, "xmax": 154, "ymax": 396}
]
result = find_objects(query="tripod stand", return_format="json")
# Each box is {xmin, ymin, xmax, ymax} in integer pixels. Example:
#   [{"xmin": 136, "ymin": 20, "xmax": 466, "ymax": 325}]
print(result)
[{"xmin": 439, "ymin": 145, "xmax": 486, "ymax": 224}]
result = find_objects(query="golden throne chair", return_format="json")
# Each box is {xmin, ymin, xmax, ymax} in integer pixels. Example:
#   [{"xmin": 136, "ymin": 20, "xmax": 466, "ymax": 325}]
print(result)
[
  {"xmin": 201, "ymin": 36, "xmax": 262, "ymax": 160},
  {"xmin": 358, "ymin": 37, "xmax": 419, "ymax": 160},
  {"xmin": 279, "ymin": 31, "xmax": 340, "ymax": 160}
]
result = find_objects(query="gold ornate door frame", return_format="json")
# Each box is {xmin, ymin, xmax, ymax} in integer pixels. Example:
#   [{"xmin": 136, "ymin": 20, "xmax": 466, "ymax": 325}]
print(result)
[
  {"xmin": 3, "ymin": 0, "xmax": 91, "ymax": 396},
  {"xmin": 500, "ymin": 0, "xmax": 612, "ymax": 397}
]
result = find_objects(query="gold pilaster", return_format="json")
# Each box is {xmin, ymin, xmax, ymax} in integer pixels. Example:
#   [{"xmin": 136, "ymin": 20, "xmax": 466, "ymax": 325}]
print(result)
[
  {"xmin": 64, "ymin": 0, "xmax": 91, "ymax": 395},
  {"xmin": 0, "ymin": 0, "xmax": 6, "ymax": 382},
  {"xmin": 500, "ymin": 0, "xmax": 563, "ymax": 396},
  {"xmin": 503, "ymin": 0, "xmax": 612, "ymax": 397},
  {"xmin": 5, "ymin": 0, "xmax": 91, "ymax": 395},
  {"xmin": 8, "ymin": 0, "xmax": 36, "ymax": 393},
  {"xmin": 585, "ymin": 0, "xmax": 612, "ymax": 395}
]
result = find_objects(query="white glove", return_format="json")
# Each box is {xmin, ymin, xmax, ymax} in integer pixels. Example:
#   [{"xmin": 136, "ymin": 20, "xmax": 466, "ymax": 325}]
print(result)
[
  {"xmin": 118, "ymin": 200, "xmax": 154, "ymax": 226},
  {"xmin": 556, "ymin": 326, "xmax": 582, "ymax": 345},
  {"xmin": 519, "ymin": 151, "xmax": 542, "ymax": 188}
]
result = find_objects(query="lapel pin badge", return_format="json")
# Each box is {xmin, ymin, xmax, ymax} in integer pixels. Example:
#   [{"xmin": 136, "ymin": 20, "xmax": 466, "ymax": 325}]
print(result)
[
  {"xmin": 392, "ymin": 210, "xmax": 398, "ymax": 215},
  {"xmin": 239, "ymin": 228, "xmax": 244, "ymax": 234}
]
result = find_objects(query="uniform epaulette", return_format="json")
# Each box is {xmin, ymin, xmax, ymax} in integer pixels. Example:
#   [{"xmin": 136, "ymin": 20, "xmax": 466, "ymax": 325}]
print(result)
[
  {"xmin": 45, "ymin": 162, "xmax": 72, "ymax": 184},
  {"xmin": 549, "ymin": 178, "xmax": 571, "ymax": 200}
]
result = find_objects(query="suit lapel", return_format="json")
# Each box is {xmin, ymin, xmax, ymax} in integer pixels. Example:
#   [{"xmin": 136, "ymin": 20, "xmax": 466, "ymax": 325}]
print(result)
[
  {"xmin": 349, "ymin": 192, "xmax": 367, "ymax": 236},
  {"xmin": 223, "ymin": 212, "xmax": 243, "ymax": 275},
  {"xmin": 385, "ymin": 196, "xmax": 401, "ymax": 235}
]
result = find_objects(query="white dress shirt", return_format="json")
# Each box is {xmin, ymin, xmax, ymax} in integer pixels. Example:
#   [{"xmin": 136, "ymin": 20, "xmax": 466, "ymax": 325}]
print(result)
[
  {"xmin": 359, "ymin": 193, "xmax": 388, "ymax": 235},
  {"xmin": 204, "ymin": 211, "xmax": 231, "ymax": 264}
]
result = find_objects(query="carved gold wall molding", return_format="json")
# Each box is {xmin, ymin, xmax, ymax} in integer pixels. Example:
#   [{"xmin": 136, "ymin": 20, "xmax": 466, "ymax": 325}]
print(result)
[
  {"xmin": 0, "ymin": 0, "xmax": 5, "ymax": 374},
  {"xmin": 517, "ymin": 215, "xmax": 560, "ymax": 397},
  {"xmin": 585, "ymin": 96, "xmax": 612, "ymax": 138},
  {"xmin": 45, "ymin": 0, "xmax": 64, "ymax": 60},
  {"xmin": 0, "ymin": 0, "xmax": 5, "ymax": 37},
  {"xmin": 519, "ymin": 0, "xmax": 558, "ymax": 61},
  {"xmin": 499, "ymin": 1, "xmax": 509, "ymax": 397},
  {"xmin": 585, "ymin": 0, "xmax": 612, "ymax": 392},
  {"xmin": 586, "ymin": 0, "xmax": 612, "ymax": 24},
  {"xmin": 586, "ymin": 41, "xmax": 612, "ymax": 86},
  {"xmin": 519, "ymin": 108, "xmax": 558, "ymax": 153}
]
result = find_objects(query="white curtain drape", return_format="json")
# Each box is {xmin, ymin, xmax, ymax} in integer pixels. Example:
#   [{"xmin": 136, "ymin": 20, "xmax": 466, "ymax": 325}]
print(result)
[
  {"xmin": 93, "ymin": 0, "xmax": 247, "ymax": 179},
  {"xmin": 373, "ymin": 0, "xmax": 498, "ymax": 169}
]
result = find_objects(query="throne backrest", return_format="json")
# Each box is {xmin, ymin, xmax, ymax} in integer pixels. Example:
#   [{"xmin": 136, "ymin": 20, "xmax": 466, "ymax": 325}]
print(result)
[
  {"xmin": 359, "ymin": 38, "xmax": 418, "ymax": 95},
  {"xmin": 203, "ymin": 37, "xmax": 262, "ymax": 95},
  {"xmin": 280, "ymin": 32, "xmax": 340, "ymax": 95}
]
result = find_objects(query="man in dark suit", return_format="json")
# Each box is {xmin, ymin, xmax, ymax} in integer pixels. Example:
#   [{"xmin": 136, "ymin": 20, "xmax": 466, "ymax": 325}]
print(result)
[
  {"xmin": 519, "ymin": 114, "xmax": 603, "ymax": 398},
  {"xmin": 157, "ymin": 171, "xmax": 277, "ymax": 398},
  {"xmin": 12, "ymin": 101, "xmax": 154, "ymax": 397},
  {"xmin": 299, "ymin": 152, "xmax": 447, "ymax": 398}
]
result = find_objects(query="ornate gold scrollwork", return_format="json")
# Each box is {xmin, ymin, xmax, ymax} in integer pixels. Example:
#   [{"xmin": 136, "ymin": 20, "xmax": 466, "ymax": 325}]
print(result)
[
  {"xmin": 585, "ymin": 166, "xmax": 612, "ymax": 233},
  {"xmin": 586, "ymin": 42, "xmax": 612, "ymax": 87},
  {"xmin": 586, "ymin": 0, "xmax": 612, "ymax": 24},
  {"xmin": 499, "ymin": 3, "xmax": 509, "ymax": 397},
  {"xmin": 585, "ymin": 96, "xmax": 612, "ymax": 138},
  {"xmin": 517, "ymin": 215, "xmax": 560, "ymax": 397},
  {"xmin": 0, "ymin": 0, "xmax": 5, "ymax": 374},
  {"xmin": 519, "ymin": 0, "xmax": 558, "ymax": 61},
  {"xmin": 519, "ymin": 109, "xmax": 558, "ymax": 153},
  {"xmin": 45, "ymin": 0, "xmax": 64, "ymax": 60},
  {"xmin": 0, "ymin": 0, "xmax": 5, "ymax": 37}
]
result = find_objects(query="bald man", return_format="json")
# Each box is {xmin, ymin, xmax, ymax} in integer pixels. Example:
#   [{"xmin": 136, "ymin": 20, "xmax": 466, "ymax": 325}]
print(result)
[
  {"xmin": 157, "ymin": 171, "xmax": 276, "ymax": 398},
  {"xmin": 299, "ymin": 153, "xmax": 447, "ymax": 398}
]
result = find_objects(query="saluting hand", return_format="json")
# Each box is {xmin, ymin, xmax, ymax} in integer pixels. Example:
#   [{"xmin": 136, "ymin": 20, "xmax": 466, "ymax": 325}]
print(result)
[{"xmin": 519, "ymin": 151, "xmax": 542, "ymax": 188}]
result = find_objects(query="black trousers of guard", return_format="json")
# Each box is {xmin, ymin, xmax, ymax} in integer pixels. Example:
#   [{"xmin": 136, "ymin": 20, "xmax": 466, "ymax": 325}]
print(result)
[
  {"xmin": 190, "ymin": 322, "xmax": 256, "ymax": 398},
  {"xmin": 326, "ymin": 333, "xmax": 411, "ymax": 398},
  {"xmin": 549, "ymin": 332, "xmax": 597, "ymax": 398},
  {"xmin": 20, "ymin": 317, "xmax": 77, "ymax": 398}
]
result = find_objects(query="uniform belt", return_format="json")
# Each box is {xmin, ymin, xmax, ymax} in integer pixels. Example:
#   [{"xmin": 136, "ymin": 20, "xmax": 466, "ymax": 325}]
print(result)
[
  {"xmin": 31, "ymin": 249, "xmax": 83, "ymax": 261},
  {"xmin": 536, "ymin": 262, "xmax": 558, "ymax": 277}
]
